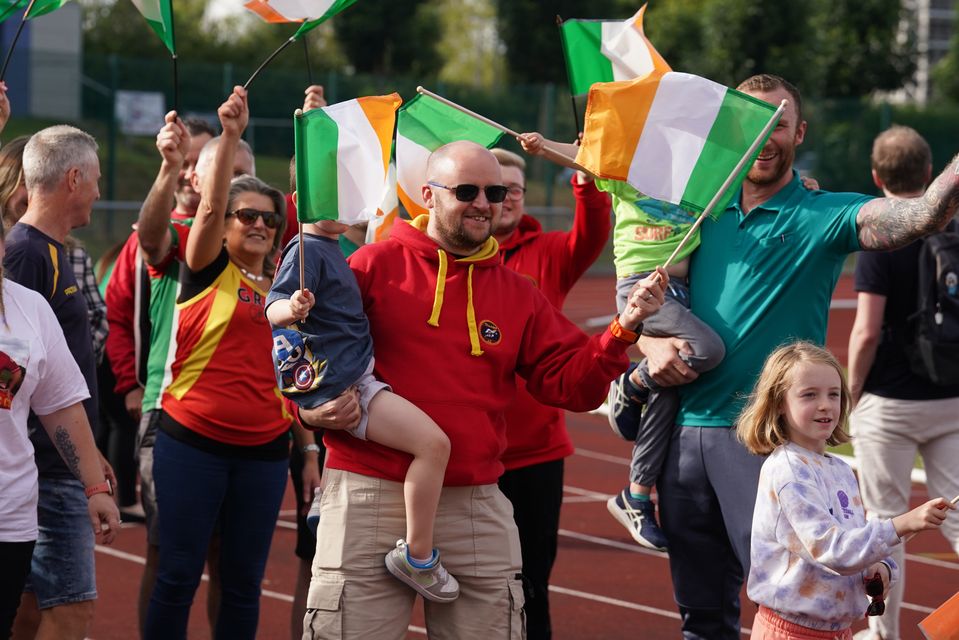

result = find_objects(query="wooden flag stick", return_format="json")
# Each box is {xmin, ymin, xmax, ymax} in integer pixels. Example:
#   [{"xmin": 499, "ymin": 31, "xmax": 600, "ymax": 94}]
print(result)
[
  {"xmin": 415, "ymin": 85, "xmax": 588, "ymax": 172},
  {"xmin": 660, "ymin": 99, "xmax": 787, "ymax": 270},
  {"xmin": 0, "ymin": 0, "xmax": 38, "ymax": 82},
  {"xmin": 298, "ymin": 222, "xmax": 305, "ymax": 292}
]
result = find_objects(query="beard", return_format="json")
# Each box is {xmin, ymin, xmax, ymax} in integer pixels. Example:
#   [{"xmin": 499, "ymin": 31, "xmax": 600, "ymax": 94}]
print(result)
[
  {"xmin": 434, "ymin": 212, "xmax": 492, "ymax": 254},
  {"xmin": 747, "ymin": 143, "xmax": 796, "ymax": 186}
]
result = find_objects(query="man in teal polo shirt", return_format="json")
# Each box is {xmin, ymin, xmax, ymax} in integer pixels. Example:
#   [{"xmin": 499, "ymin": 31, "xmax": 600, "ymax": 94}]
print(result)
[{"xmin": 639, "ymin": 74, "xmax": 959, "ymax": 640}]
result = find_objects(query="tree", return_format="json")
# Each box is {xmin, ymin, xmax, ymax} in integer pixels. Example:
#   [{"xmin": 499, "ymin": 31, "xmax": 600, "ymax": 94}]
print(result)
[
  {"xmin": 494, "ymin": 0, "xmax": 627, "ymax": 84},
  {"xmin": 331, "ymin": 0, "xmax": 440, "ymax": 76}
]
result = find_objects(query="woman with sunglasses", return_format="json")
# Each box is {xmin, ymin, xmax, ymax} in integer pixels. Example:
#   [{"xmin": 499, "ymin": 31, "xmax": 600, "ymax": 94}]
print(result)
[{"xmin": 144, "ymin": 87, "xmax": 291, "ymax": 640}]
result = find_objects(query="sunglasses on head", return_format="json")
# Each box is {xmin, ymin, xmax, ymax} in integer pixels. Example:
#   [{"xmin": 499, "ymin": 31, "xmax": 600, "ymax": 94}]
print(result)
[
  {"xmin": 864, "ymin": 572, "xmax": 885, "ymax": 617},
  {"xmin": 427, "ymin": 181, "xmax": 509, "ymax": 204},
  {"xmin": 228, "ymin": 208, "xmax": 283, "ymax": 229}
]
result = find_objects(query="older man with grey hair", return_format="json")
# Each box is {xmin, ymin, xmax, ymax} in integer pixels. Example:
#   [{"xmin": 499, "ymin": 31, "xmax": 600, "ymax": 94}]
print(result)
[{"xmin": 4, "ymin": 124, "xmax": 108, "ymax": 640}]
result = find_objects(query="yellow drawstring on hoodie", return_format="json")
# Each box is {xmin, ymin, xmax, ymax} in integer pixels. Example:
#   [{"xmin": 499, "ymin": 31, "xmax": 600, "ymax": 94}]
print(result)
[
  {"xmin": 415, "ymin": 215, "xmax": 496, "ymax": 357},
  {"xmin": 427, "ymin": 249, "xmax": 448, "ymax": 327}
]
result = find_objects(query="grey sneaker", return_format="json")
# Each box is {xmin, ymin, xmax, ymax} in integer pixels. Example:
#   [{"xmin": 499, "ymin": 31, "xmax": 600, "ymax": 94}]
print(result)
[{"xmin": 384, "ymin": 539, "xmax": 460, "ymax": 603}]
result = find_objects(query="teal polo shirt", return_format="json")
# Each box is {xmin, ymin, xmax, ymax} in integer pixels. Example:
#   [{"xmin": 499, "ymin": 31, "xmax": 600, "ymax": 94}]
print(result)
[{"xmin": 677, "ymin": 172, "xmax": 872, "ymax": 427}]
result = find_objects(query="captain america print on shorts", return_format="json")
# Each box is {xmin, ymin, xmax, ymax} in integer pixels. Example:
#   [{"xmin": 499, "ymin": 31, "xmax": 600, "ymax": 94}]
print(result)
[{"xmin": 272, "ymin": 328, "xmax": 327, "ymax": 397}]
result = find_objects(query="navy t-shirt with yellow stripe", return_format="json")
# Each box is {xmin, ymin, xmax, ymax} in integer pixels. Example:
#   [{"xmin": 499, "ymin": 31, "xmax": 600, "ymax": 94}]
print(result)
[{"xmin": 3, "ymin": 223, "xmax": 98, "ymax": 477}]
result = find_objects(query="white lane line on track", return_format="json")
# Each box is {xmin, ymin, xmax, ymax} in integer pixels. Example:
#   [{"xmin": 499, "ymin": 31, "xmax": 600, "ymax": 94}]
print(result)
[
  {"xmin": 93, "ymin": 545, "xmax": 427, "ymax": 635},
  {"xmin": 549, "ymin": 585, "xmax": 681, "ymax": 620},
  {"xmin": 95, "ymin": 543, "xmax": 936, "ymax": 633}
]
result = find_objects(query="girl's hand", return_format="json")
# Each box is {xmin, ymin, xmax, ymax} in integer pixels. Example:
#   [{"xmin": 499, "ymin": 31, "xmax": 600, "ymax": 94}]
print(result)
[
  {"xmin": 892, "ymin": 497, "xmax": 955, "ymax": 537},
  {"xmin": 289, "ymin": 289, "xmax": 315, "ymax": 321},
  {"xmin": 863, "ymin": 562, "xmax": 891, "ymax": 598}
]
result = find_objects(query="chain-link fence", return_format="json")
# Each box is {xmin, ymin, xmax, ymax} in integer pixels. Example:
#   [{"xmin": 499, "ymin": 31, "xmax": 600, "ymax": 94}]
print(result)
[{"xmin": 14, "ymin": 52, "xmax": 959, "ymax": 268}]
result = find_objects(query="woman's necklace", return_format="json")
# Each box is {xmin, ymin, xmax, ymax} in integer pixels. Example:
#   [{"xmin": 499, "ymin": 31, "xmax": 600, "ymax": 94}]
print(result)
[{"xmin": 239, "ymin": 266, "xmax": 267, "ymax": 283}]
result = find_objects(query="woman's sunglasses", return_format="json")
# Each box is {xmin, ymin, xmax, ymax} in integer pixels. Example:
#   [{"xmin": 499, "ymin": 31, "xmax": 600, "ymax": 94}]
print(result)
[
  {"xmin": 864, "ymin": 572, "xmax": 885, "ymax": 617},
  {"xmin": 427, "ymin": 181, "xmax": 509, "ymax": 204},
  {"xmin": 228, "ymin": 208, "xmax": 283, "ymax": 229}
]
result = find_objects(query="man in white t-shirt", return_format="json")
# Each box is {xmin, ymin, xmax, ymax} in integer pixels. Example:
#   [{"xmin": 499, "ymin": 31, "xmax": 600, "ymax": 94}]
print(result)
[{"xmin": 0, "ymin": 273, "xmax": 120, "ymax": 639}]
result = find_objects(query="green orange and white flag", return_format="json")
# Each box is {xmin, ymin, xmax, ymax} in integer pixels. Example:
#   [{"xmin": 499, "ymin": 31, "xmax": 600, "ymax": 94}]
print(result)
[
  {"xmin": 576, "ymin": 71, "xmax": 780, "ymax": 214},
  {"xmin": 559, "ymin": 5, "xmax": 670, "ymax": 99},
  {"xmin": 294, "ymin": 93, "xmax": 401, "ymax": 224},
  {"xmin": 244, "ymin": 0, "xmax": 357, "ymax": 37},
  {"xmin": 131, "ymin": 0, "xmax": 175, "ymax": 54},
  {"xmin": 395, "ymin": 93, "xmax": 504, "ymax": 218}
]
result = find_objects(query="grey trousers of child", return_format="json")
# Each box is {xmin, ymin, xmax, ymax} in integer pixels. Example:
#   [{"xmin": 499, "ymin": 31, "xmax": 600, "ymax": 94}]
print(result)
[{"xmin": 615, "ymin": 274, "xmax": 725, "ymax": 486}]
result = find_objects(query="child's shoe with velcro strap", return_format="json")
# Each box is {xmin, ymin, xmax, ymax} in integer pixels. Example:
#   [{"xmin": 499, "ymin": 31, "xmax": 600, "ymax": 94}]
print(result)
[{"xmin": 384, "ymin": 539, "xmax": 460, "ymax": 603}]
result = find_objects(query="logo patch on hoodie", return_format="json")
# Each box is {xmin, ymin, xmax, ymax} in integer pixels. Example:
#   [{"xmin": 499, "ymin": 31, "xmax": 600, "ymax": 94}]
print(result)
[{"xmin": 479, "ymin": 320, "xmax": 501, "ymax": 345}]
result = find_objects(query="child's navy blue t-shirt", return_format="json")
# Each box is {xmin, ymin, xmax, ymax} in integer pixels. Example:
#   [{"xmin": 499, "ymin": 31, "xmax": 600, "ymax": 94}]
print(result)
[{"xmin": 267, "ymin": 234, "xmax": 372, "ymax": 408}]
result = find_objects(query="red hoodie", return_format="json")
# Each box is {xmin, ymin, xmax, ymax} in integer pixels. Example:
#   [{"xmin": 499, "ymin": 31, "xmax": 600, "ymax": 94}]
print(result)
[
  {"xmin": 324, "ymin": 215, "xmax": 630, "ymax": 486},
  {"xmin": 498, "ymin": 177, "xmax": 611, "ymax": 470}
]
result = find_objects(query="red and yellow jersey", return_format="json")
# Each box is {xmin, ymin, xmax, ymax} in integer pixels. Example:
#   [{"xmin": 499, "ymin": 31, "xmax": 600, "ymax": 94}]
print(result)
[{"xmin": 162, "ymin": 250, "xmax": 291, "ymax": 446}]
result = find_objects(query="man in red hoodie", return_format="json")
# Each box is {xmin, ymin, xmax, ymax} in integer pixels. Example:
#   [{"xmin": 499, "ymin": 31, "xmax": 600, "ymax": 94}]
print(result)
[
  {"xmin": 298, "ymin": 141, "xmax": 664, "ymax": 639},
  {"xmin": 490, "ymin": 148, "xmax": 611, "ymax": 640}
]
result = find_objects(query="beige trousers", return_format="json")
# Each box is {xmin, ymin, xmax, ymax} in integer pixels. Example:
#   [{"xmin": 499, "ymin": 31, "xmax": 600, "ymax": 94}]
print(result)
[
  {"xmin": 302, "ymin": 469, "xmax": 525, "ymax": 640},
  {"xmin": 851, "ymin": 393, "xmax": 959, "ymax": 640}
]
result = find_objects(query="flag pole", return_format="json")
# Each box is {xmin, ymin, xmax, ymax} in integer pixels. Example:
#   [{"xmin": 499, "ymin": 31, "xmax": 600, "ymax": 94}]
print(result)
[
  {"xmin": 555, "ymin": 14, "xmax": 581, "ymax": 132},
  {"xmin": 660, "ymin": 99, "xmax": 787, "ymax": 270},
  {"xmin": 169, "ymin": 0, "xmax": 179, "ymax": 113},
  {"xmin": 298, "ymin": 222, "xmax": 305, "ymax": 291},
  {"xmin": 0, "ymin": 0, "xmax": 39, "ymax": 82},
  {"xmin": 302, "ymin": 32, "xmax": 314, "ymax": 86},
  {"xmin": 244, "ymin": 35, "xmax": 297, "ymax": 90},
  {"xmin": 415, "ymin": 86, "xmax": 588, "ymax": 172}
]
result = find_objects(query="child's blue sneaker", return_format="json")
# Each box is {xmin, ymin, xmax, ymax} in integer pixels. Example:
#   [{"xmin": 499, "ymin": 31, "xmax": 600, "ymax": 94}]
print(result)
[
  {"xmin": 607, "ymin": 489, "xmax": 668, "ymax": 551},
  {"xmin": 607, "ymin": 362, "xmax": 649, "ymax": 441}
]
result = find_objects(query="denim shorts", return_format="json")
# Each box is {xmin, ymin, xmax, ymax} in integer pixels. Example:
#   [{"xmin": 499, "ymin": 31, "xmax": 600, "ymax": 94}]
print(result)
[{"xmin": 23, "ymin": 477, "xmax": 97, "ymax": 608}]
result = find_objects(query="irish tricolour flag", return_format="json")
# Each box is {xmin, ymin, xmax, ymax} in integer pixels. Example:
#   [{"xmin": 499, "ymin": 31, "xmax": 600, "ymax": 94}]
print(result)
[
  {"xmin": 294, "ymin": 94, "xmax": 401, "ymax": 224},
  {"xmin": 131, "ymin": 0, "xmax": 174, "ymax": 54},
  {"xmin": 559, "ymin": 5, "xmax": 670, "ymax": 100},
  {"xmin": 0, "ymin": 0, "xmax": 72, "ymax": 21},
  {"xmin": 396, "ymin": 94, "xmax": 503, "ymax": 217},
  {"xmin": 244, "ymin": 0, "xmax": 357, "ymax": 36},
  {"xmin": 576, "ymin": 72, "xmax": 780, "ymax": 214}
]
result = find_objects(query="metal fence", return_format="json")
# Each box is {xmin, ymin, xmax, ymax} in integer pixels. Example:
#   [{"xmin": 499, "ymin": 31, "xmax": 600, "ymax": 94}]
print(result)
[{"xmin": 16, "ymin": 52, "xmax": 959, "ymax": 269}]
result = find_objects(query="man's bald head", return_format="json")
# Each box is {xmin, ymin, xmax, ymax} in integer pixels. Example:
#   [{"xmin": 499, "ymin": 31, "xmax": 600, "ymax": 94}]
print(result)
[{"xmin": 426, "ymin": 140, "xmax": 500, "ymax": 184}]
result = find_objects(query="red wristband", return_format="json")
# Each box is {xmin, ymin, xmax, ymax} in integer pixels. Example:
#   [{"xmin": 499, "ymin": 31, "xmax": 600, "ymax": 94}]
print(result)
[
  {"xmin": 608, "ymin": 315, "xmax": 641, "ymax": 344},
  {"xmin": 84, "ymin": 480, "xmax": 113, "ymax": 498}
]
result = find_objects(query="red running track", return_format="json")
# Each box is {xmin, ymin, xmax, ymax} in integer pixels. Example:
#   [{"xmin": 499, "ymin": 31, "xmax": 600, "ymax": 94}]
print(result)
[{"xmin": 87, "ymin": 274, "xmax": 957, "ymax": 639}]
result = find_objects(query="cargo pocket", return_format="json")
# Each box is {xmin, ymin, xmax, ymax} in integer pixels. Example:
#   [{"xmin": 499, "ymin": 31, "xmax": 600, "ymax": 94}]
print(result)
[
  {"xmin": 507, "ymin": 577, "xmax": 526, "ymax": 640},
  {"xmin": 302, "ymin": 580, "xmax": 345, "ymax": 640}
]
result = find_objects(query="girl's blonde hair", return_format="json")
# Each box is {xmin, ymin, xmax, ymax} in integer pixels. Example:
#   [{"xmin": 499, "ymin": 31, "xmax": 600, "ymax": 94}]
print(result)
[{"xmin": 736, "ymin": 341, "xmax": 851, "ymax": 455}]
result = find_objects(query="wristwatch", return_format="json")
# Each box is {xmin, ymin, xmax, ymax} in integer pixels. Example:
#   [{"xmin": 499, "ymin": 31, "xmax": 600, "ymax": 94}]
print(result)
[
  {"xmin": 608, "ymin": 315, "xmax": 641, "ymax": 344},
  {"xmin": 84, "ymin": 480, "xmax": 114, "ymax": 498},
  {"xmin": 302, "ymin": 444, "xmax": 322, "ymax": 454}
]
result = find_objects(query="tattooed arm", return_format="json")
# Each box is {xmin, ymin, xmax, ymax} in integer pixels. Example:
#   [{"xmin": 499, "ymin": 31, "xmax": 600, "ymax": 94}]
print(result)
[
  {"xmin": 38, "ymin": 403, "xmax": 121, "ymax": 544},
  {"xmin": 857, "ymin": 157, "xmax": 959, "ymax": 250}
]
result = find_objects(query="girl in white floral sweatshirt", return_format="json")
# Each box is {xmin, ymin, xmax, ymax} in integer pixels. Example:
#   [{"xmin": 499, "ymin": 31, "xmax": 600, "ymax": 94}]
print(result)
[{"xmin": 736, "ymin": 342, "xmax": 954, "ymax": 638}]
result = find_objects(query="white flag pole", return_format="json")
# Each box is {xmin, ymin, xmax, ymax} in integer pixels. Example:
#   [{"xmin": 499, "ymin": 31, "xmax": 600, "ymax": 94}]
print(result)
[
  {"xmin": 661, "ymin": 99, "xmax": 787, "ymax": 269},
  {"xmin": 415, "ymin": 86, "xmax": 587, "ymax": 171}
]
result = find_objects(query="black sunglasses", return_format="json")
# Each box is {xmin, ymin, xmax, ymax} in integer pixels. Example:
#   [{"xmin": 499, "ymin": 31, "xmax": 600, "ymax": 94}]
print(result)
[
  {"xmin": 864, "ymin": 572, "xmax": 885, "ymax": 617},
  {"xmin": 228, "ymin": 208, "xmax": 283, "ymax": 229},
  {"xmin": 427, "ymin": 181, "xmax": 509, "ymax": 204}
]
